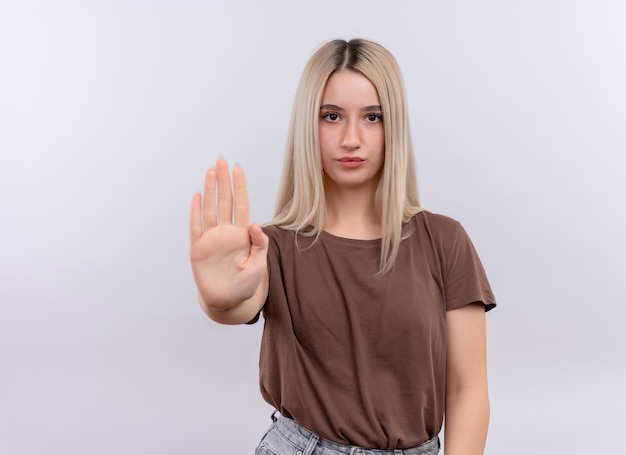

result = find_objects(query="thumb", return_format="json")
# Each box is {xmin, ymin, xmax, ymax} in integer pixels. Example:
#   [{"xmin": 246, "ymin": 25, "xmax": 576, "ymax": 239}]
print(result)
[{"xmin": 249, "ymin": 223, "xmax": 269, "ymax": 253}]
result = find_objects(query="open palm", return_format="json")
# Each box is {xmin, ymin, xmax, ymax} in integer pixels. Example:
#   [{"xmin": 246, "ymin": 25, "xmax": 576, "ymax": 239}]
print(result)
[{"xmin": 189, "ymin": 158, "xmax": 268, "ymax": 313}]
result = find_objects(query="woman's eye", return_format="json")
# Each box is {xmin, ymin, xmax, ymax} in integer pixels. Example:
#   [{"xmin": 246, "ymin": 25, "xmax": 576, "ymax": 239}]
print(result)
[
  {"xmin": 323, "ymin": 113, "xmax": 339, "ymax": 122},
  {"xmin": 366, "ymin": 114, "xmax": 382, "ymax": 123}
]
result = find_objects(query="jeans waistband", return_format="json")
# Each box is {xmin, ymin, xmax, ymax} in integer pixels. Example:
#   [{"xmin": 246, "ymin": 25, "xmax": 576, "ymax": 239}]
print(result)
[{"xmin": 272, "ymin": 413, "xmax": 440, "ymax": 455}]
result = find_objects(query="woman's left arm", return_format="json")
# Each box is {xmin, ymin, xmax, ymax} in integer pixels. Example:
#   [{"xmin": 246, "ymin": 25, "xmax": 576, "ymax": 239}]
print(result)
[{"xmin": 444, "ymin": 302, "xmax": 490, "ymax": 455}]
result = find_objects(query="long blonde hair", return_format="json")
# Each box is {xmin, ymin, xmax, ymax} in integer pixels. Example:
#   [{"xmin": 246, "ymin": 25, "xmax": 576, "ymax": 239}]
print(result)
[{"xmin": 271, "ymin": 38, "xmax": 423, "ymax": 274}]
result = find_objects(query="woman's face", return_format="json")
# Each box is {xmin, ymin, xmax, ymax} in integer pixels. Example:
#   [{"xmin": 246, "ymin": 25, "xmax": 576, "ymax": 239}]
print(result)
[{"xmin": 318, "ymin": 70, "xmax": 385, "ymax": 193}]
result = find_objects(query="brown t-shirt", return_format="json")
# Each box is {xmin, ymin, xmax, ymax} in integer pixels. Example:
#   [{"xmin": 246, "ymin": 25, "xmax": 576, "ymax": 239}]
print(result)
[{"xmin": 258, "ymin": 211, "xmax": 495, "ymax": 450}]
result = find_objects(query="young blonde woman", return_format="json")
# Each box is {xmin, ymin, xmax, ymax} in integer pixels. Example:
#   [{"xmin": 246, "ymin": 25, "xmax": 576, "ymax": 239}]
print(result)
[{"xmin": 190, "ymin": 39, "xmax": 496, "ymax": 455}]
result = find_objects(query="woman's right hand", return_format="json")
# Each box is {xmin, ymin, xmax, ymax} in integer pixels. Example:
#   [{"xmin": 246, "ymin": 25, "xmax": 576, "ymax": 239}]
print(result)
[{"xmin": 189, "ymin": 158, "xmax": 269, "ymax": 323}]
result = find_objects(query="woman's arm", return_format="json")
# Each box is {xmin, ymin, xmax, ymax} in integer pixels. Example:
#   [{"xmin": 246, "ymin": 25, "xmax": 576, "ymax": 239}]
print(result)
[{"xmin": 444, "ymin": 303, "xmax": 490, "ymax": 455}]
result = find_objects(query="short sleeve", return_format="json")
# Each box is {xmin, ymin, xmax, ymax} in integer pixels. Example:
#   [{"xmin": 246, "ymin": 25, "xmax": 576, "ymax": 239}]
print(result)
[{"xmin": 442, "ymin": 221, "xmax": 496, "ymax": 312}]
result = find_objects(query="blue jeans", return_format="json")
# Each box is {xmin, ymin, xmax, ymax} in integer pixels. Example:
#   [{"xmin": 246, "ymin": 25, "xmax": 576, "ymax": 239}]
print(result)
[{"xmin": 255, "ymin": 412, "xmax": 440, "ymax": 455}]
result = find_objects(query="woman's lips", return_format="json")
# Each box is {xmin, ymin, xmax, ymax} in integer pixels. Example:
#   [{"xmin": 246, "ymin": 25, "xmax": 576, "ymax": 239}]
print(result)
[{"xmin": 337, "ymin": 157, "xmax": 364, "ymax": 168}]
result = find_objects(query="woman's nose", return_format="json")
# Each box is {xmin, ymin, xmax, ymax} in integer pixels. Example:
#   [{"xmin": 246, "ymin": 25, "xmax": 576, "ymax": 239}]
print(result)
[{"xmin": 340, "ymin": 121, "xmax": 360, "ymax": 150}]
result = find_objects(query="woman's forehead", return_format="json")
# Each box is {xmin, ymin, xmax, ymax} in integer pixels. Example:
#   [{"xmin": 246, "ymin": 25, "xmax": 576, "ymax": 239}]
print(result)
[{"xmin": 321, "ymin": 71, "xmax": 380, "ymax": 106}]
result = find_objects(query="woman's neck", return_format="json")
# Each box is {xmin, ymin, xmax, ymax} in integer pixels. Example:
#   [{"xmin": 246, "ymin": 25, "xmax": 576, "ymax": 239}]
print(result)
[{"xmin": 323, "ymin": 186, "xmax": 382, "ymax": 240}]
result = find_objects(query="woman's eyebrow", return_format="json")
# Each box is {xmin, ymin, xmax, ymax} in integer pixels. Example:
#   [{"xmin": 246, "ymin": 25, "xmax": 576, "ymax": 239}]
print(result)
[{"xmin": 320, "ymin": 104, "xmax": 343, "ymax": 111}]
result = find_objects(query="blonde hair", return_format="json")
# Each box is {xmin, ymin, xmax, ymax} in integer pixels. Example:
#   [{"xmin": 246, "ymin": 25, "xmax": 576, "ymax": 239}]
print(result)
[{"xmin": 271, "ymin": 38, "xmax": 423, "ymax": 274}]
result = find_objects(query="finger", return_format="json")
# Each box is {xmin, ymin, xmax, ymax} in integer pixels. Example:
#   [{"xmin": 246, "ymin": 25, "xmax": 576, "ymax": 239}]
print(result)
[
  {"xmin": 190, "ymin": 193, "xmax": 203, "ymax": 244},
  {"xmin": 248, "ymin": 223, "xmax": 269, "ymax": 269},
  {"xmin": 216, "ymin": 157, "xmax": 233, "ymax": 224},
  {"xmin": 203, "ymin": 168, "xmax": 217, "ymax": 229},
  {"xmin": 232, "ymin": 163, "xmax": 250, "ymax": 228},
  {"xmin": 249, "ymin": 223, "xmax": 268, "ymax": 251}
]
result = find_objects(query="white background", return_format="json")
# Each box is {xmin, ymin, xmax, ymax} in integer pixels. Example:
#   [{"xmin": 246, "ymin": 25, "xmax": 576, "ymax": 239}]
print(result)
[{"xmin": 1, "ymin": 1, "xmax": 625, "ymax": 453}]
